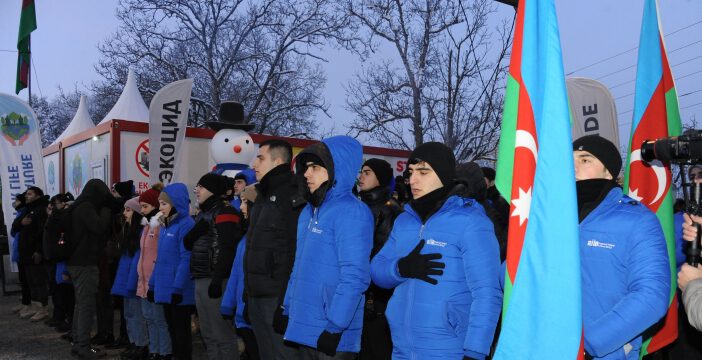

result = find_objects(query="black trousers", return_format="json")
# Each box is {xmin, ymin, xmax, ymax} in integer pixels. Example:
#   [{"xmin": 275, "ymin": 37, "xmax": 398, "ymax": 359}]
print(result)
[
  {"xmin": 54, "ymin": 283, "xmax": 75, "ymax": 323},
  {"xmin": 359, "ymin": 315, "xmax": 392, "ymax": 360},
  {"xmin": 164, "ymin": 303, "xmax": 194, "ymax": 360},
  {"xmin": 238, "ymin": 327, "xmax": 261, "ymax": 360},
  {"xmin": 17, "ymin": 263, "xmax": 31, "ymax": 305},
  {"xmin": 24, "ymin": 262, "xmax": 48, "ymax": 305}
]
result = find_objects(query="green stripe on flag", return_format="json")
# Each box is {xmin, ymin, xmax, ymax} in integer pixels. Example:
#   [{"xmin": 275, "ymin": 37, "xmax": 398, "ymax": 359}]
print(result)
[
  {"xmin": 665, "ymin": 88, "xmax": 682, "ymax": 137},
  {"xmin": 495, "ymin": 74, "xmax": 520, "ymax": 204}
]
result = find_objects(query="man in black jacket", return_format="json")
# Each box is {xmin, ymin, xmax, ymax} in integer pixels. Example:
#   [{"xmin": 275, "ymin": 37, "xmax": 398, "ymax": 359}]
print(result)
[
  {"xmin": 66, "ymin": 179, "xmax": 115, "ymax": 359},
  {"xmin": 246, "ymin": 139, "xmax": 305, "ymax": 359},
  {"xmin": 13, "ymin": 186, "xmax": 49, "ymax": 322},
  {"xmin": 357, "ymin": 159, "xmax": 401, "ymax": 360},
  {"xmin": 185, "ymin": 173, "xmax": 242, "ymax": 360}
]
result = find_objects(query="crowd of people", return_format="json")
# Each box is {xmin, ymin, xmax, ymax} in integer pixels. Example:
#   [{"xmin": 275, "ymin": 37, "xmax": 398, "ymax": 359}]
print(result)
[{"xmin": 8, "ymin": 133, "xmax": 702, "ymax": 360}]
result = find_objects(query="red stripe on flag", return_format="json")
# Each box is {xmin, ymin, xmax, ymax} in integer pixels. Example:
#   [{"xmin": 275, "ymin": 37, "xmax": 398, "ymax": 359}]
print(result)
[
  {"xmin": 660, "ymin": 38, "xmax": 675, "ymax": 94},
  {"xmin": 21, "ymin": 0, "xmax": 33, "ymax": 9},
  {"xmin": 215, "ymin": 214, "xmax": 240, "ymax": 224},
  {"xmin": 647, "ymin": 292, "xmax": 679, "ymax": 353}
]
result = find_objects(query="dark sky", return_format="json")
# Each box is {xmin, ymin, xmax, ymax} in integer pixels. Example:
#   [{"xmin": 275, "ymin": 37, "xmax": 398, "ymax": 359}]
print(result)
[{"xmin": 1, "ymin": 0, "xmax": 700, "ymax": 148}]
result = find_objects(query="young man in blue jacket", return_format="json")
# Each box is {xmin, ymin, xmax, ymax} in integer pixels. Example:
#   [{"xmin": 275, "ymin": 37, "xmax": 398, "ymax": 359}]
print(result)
[
  {"xmin": 573, "ymin": 135, "xmax": 670, "ymax": 360},
  {"xmin": 277, "ymin": 135, "xmax": 373, "ymax": 359},
  {"xmin": 371, "ymin": 142, "xmax": 502, "ymax": 360}
]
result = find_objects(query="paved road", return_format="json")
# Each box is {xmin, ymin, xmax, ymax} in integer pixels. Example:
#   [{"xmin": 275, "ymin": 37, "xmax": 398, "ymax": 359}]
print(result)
[{"xmin": 0, "ymin": 293, "xmax": 211, "ymax": 359}]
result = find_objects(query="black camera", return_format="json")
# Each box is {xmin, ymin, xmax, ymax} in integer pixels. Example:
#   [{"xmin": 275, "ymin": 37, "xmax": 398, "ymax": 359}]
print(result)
[{"xmin": 641, "ymin": 130, "xmax": 702, "ymax": 163}]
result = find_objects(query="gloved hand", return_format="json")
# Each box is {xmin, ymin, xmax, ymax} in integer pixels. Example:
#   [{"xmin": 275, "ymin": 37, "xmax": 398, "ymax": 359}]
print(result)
[
  {"xmin": 398, "ymin": 240, "xmax": 445, "ymax": 285},
  {"xmin": 183, "ymin": 219, "xmax": 208, "ymax": 250},
  {"xmin": 171, "ymin": 293, "xmax": 183, "ymax": 305},
  {"xmin": 463, "ymin": 356, "xmax": 479, "ymax": 360},
  {"xmin": 208, "ymin": 279, "xmax": 223, "ymax": 299},
  {"xmin": 221, "ymin": 313, "xmax": 233, "ymax": 321},
  {"xmin": 147, "ymin": 290, "xmax": 155, "ymax": 303},
  {"xmin": 316, "ymin": 330, "xmax": 342, "ymax": 356},
  {"xmin": 272, "ymin": 305, "xmax": 289, "ymax": 335}
]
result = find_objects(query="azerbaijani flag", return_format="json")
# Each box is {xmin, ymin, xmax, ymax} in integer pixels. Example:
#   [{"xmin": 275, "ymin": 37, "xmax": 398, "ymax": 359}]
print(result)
[
  {"xmin": 622, "ymin": 0, "xmax": 681, "ymax": 356},
  {"xmin": 492, "ymin": 0, "xmax": 583, "ymax": 358},
  {"xmin": 16, "ymin": 0, "xmax": 37, "ymax": 95}
]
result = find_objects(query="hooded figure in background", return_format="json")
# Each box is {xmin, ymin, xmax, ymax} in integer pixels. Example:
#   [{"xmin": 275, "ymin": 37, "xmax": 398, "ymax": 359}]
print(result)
[{"xmin": 279, "ymin": 136, "xmax": 373, "ymax": 359}]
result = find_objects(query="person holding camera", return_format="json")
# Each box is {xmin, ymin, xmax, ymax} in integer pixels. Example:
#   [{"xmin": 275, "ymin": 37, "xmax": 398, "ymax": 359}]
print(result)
[
  {"xmin": 678, "ymin": 165, "xmax": 702, "ymax": 332},
  {"xmin": 573, "ymin": 135, "xmax": 670, "ymax": 360}
]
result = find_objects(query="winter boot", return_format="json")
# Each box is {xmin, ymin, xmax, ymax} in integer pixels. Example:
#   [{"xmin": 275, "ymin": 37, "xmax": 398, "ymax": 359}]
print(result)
[
  {"xmin": 30, "ymin": 306, "xmax": 49, "ymax": 322},
  {"xmin": 19, "ymin": 302, "xmax": 38, "ymax": 319}
]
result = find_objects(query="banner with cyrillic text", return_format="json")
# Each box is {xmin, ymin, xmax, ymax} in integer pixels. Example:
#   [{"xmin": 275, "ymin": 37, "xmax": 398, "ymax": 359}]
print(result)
[
  {"xmin": 0, "ymin": 93, "xmax": 47, "ymax": 266},
  {"xmin": 148, "ymin": 79, "xmax": 193, "ymax": 185}
]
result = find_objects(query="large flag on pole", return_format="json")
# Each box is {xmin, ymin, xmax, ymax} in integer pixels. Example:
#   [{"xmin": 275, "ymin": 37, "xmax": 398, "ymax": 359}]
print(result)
[
  {"xmin": 622, "ymin": 0, "xmax": 681, "ymax": 356},
  {"xmin": 16, "ymin": 0, "xmax": 37, "ymax": 94},
  {"xmin": 492, "ymin": 0, "xmax": 583, "ymax": 358},
  {"xmin": 148, "ymin": 79, "xmax": 193, "ymax": 185}
]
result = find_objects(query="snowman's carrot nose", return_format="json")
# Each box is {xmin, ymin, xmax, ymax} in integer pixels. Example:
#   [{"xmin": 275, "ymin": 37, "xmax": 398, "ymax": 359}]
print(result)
[{"xmin": 233, "ymin": 145, "xmax": 242, "ymax": 153}]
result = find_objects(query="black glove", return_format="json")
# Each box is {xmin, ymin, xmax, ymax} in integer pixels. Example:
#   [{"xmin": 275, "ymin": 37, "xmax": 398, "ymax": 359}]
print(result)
[
  {"xmin": 221, "ymin": 313, "xmax": 233, "ymax": 321},
  {"xmin": 397, "ymin": 240, "xmax": 445, "ymax": 285},
  {"xmin": 463, "ymin": 357, "xmax": 478, "ymax": 360},
  {"xmin": 208, "ymin": 279, "xmax": 223, "ymax": 299},
  {"xmin": 171, "ymin": 293, "xmax": 183, "ymax": 305},
  {"xmin": 183, "ymin": 220, "xmax": 208, "ymax": 250},
  {"xmin": 316, "ymin": 330, "xmax": 342, "ymax": 356},
  {"xmin": 272, "ymin": 305, "xmax": 289, "ymax": 335},
  {"xmin": 147, "ymin": 290, "xmax": 155, "ymax": 303}
]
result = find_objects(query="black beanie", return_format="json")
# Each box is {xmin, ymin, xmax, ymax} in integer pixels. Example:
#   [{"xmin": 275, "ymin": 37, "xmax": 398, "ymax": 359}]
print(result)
[
  {"xmin": 363, "ymin": 158, "xmax": 393, "ymax": 188},
  {"xmin": 408, "ymin": 142, "xmax": 456, "ymax": 187},
  {"xmin": 112, "ymin": 180, "xmax": 135, "ymax": 198},
  {"xmin": 198, "ymin": 173, "xmax": 227, "ymax": 196},
  {"xmin": 573, "ymin": 135, "xmax": 622, "ymax": 178}
]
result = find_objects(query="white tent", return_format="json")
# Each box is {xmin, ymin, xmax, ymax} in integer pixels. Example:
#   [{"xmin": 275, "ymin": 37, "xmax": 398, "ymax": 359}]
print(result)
[
  {"xmin": 98, "ymin": 69, "xmax": 149, "ymax": 124},
  {"xmin": 51, "ymin": 95, "xmax": 94, "ymax": 145}
]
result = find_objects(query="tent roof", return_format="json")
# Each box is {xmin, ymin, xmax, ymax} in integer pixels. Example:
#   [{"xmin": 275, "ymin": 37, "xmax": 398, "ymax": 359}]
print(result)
[
  {"xmin": 98, "ymin": 69, "xmax": 149, "ymax": 124},
  {"xmin": 51, "ymin": 95, "xmax": 94, "ymax": 145}
]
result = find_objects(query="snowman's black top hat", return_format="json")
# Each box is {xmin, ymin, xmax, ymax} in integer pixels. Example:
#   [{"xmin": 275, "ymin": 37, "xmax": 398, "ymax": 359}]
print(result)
[{"xmin": 207, "ymin": 101, "xmax": 255, "ymax": 131}]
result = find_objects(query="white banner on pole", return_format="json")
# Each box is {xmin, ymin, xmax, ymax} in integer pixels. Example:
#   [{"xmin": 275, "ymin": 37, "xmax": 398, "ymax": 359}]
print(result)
[
  {"xmin": 148, "ymin": 79, "xmax": 193, "ymax": 185},
  {"xmin": 566, "ymin": 77, "xmax": 620, "ymax": 147},
  {"xmin": 0, "ymin": 93, "xmax": 47, "ymax": 267}
]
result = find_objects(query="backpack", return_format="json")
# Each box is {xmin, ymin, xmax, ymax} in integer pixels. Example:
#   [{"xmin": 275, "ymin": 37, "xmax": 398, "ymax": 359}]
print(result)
[{"xmin": 44, "ymin": 206, "xmax": 74, "ymax": 261}]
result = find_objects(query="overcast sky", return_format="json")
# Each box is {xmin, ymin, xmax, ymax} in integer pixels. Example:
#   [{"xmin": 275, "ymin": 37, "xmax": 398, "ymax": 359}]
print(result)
[{"xmin": 1, "ymin": 0, "xmax": 701, "ymax": 148}]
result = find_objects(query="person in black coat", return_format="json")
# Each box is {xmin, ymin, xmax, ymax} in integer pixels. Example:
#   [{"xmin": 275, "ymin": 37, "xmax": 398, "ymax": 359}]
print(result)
[
  {"xmin": 357, "ymin": 159, "xmax": 402, "ymax": 360},
  {"xmin": 245, "ymin": 139, "xmax": 306, "ymax": 360}
]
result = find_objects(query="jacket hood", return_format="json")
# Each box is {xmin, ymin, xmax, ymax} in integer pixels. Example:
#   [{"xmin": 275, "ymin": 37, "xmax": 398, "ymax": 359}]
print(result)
[
  {"xmin": 73, "ymin": 178, "xmax": 111, "ymax": 209},
  {"xmin": 322, "ymin": 136, "xmax": 363, "ymax": 195},
  {"xmin": 162, "ymin": 183, "xmax": 191, "ymax": 222}
]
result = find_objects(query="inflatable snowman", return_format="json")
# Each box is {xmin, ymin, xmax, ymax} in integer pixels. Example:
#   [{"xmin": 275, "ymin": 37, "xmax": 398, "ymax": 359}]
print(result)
[{"xmin": 207, "ymin": 101, "xmax": 256, "ymax": 178}]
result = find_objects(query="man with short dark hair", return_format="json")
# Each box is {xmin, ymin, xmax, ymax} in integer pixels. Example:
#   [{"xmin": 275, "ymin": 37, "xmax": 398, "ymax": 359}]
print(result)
[{"xmin": 245, "ymin": 138, "xmax": 305, "ymax": 359}]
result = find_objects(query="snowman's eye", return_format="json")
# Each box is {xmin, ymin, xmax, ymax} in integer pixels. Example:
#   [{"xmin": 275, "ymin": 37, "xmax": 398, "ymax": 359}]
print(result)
[{"xmin": 224, "ymin": 138, "xmax": 229, "ymax": 143}]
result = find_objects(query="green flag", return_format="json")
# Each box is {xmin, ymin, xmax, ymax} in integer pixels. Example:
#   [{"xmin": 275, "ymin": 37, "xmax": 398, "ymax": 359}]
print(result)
[{"xmin": 16, "ymin": 0, "xmax": 37, "ymax": 95}]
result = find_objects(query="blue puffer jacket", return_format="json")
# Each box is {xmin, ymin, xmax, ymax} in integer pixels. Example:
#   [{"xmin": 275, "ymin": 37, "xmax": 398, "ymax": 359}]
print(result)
[
  {"xmin": 221, "ymin": 237, "xmax": 250, "ymax": 329},
  {"xmin": 126, "ymin": 248, "xmax": 140, "ymax": 296},
  {"xmin": 10, "ymin": 208, "xmax": 26, "ymax": 263},
  {"xmin": 150, "ymin": 183, "xmax": 196, "ymax": 305},
  {"xmin": 371, "ymin": 195, "xmax": 502, "ymax": 360},
  {"xmin": 111, "ymin": 253, "xmax": 136, "ymax": 297},
  {"xmin": 581, "ymin": 187, "xmax": 670, "ymax": 359},
  {"xmin": 283, "ymin": 136, "xmax": 373, "ymax": 353}
]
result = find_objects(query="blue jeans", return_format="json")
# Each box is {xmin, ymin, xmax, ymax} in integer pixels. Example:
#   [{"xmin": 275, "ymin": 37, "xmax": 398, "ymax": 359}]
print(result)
[
  {"xmin": 124, "ymin": 297, "xmax": 148, "ymax": 346},
  {"xmin": 141, "ymin": 298, "xmax": 171, "ymax": 355}
]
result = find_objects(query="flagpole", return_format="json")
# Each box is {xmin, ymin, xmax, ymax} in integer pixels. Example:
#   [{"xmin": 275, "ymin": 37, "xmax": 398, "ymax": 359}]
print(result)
[{"xmin": 27, "ymin": 36, "xmax": 31, "ymax": 107}]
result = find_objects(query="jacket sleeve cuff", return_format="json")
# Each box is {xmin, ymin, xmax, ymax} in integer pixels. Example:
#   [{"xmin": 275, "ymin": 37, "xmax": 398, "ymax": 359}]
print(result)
[
  {"xmin": 464, "ymin": 350, "xmax": 486, "ymax": 359},
  {"xmin": 325, "ymin": 321, "xmax": 345, "ymax": 334}
]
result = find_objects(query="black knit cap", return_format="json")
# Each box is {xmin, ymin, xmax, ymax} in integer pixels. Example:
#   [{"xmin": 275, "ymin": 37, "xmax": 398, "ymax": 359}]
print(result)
[
  {"xmin": 481, "ymin": 167, "xmax": 496, "ymax": 182},
  {"xmin": 112, "ymin": 180, "xmax": 135, "ymax": 198},
  {"xmin": 198, "ymin": 173, "xmax": 227, "ymax": 196},
  {"xmin": 363, "ymin": 158, "xmax": 393, "ymax": 188},
  {"xmin": 408, "ymin": 142, "xmax": 456, "ymax": 187},
  {"xmin": 573, "ymin": 135, "xmax": 622, "ymax": 178}
]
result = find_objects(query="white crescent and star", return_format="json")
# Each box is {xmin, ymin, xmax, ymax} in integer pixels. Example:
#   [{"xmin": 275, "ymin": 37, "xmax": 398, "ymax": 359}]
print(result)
[
  {"xmin": 510, "ymin": 130, "xmax": 537, "ymax": 225},
  {"xmin": 515, "ymin": 129, "xmax": 538, "ymax": 162},
  {"xmin": 628, "ymin": 149, "xmax": 667, "ymax": 205}
]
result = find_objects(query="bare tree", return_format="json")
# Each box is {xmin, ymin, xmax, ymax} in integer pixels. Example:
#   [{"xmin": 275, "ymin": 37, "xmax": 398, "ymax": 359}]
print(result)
[
  {"xmin": 95, "ymin": 0, "xmax": 354, "ymax": 136},
  {"xmin": 344, "ymin": 0, "xmax": 513, "ymax": 162}
]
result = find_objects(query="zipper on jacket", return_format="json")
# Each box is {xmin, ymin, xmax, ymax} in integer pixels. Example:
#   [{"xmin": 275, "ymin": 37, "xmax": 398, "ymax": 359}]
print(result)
[{"xmin": 405, "ymin": 223, "xmax": 426, "ymax": 358}]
